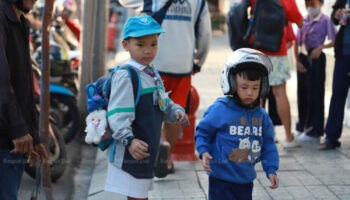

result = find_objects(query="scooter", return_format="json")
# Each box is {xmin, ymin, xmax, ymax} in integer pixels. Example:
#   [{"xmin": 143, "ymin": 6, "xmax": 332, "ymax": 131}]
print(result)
[{"xmin": 25, "ymin": 59, "xmax": 67, "ymax": 182}]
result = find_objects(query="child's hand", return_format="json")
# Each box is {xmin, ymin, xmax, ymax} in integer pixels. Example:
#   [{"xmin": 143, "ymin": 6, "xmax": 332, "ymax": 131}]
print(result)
[
  {"xmin": 268, "ymin": 174, "xmax": 279, "ymax": 189},
  {"xmin": 296, "ymin": 62, "xmax": 307, "ymax": 73},
  {"xmin": 310, "ymin": 46, "xmax": 322, "ymax": 59},
  {"xmin": 201, "ymin": 152, "xmax": 213, "ymax": 173},
  {"xmin": 175, "ymin": 111, "xmax": 190, "ymax": 128},
  {"xmin": 128, "ymin": 139, "xmax": 150, "ymax": 160}
]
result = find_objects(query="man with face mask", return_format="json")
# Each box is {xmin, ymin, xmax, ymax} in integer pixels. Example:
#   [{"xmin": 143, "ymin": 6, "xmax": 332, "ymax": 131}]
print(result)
[
  {"xmin": 0, "ymin": 0, "xmax": 48, "ymax": 199},
  {"xmin": 293, "ymin": 0, "xmax": 336, "ymax": 143}
]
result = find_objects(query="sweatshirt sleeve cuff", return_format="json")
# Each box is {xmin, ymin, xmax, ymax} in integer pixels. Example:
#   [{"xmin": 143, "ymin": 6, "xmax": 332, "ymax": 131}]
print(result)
[
  {"xmin": 197, "ymin": 146, "xmax": 209, "ymax": 159},
  {"xmin": 265, "ymin": 167, "xmax": 277, "ymax": 178}
]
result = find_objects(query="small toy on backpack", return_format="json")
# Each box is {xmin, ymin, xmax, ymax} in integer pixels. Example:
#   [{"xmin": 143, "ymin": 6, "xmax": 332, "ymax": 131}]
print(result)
[{"xmin": 85, "ymin": 109, "xmax": 107, "ymax": 144}]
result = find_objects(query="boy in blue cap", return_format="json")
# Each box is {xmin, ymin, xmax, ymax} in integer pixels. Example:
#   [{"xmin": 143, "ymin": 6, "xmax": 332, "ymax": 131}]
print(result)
[
  {"xmin": 195, "ymin": 48, "xmax": 279, "ymax": 200},
  {"xmin": 104, "ymin": 15, "xmax": 189, "ymax": 200}
]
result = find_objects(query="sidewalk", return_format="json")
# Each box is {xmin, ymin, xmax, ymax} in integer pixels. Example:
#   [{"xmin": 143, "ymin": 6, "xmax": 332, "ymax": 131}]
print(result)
[{"xmin": 88, "ymin": 33, "xmax": 350, "ymax": 200}]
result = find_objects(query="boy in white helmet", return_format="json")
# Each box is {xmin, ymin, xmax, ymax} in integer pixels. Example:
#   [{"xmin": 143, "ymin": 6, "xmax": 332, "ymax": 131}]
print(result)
[{"xmin": 195, "ymin": 48, "xmax": 279, "ymax": 200}]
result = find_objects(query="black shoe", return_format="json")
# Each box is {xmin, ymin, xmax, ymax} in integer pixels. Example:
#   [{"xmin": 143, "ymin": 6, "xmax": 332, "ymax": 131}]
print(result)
[
  {"xmin": 318, "ymin": 141, "xmax": 341, "ymax": 150},
  {"xmin": 154, "ymin": 144, "xmax": 169, "ymax": 178}
]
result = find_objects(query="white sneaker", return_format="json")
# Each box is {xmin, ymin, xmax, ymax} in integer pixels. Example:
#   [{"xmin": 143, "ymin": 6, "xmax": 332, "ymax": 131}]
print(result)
[
  {"xmin": 298, "ymin": 134, "xmax": 320, "ymax": 143},
  {"xmin": 282, "ymin": 139, "xmax": 301, "ymax": 148},
  {"xmin": 295, "ymin": 131, "xmax": 303, "ymax": 139}
]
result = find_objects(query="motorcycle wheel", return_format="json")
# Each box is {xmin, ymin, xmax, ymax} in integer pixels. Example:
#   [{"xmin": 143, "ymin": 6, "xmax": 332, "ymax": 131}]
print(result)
[
  {"xmin": 25, "ymin": 123, "xmax": 67, "ymax": 182},
  {"xmin": 50, "ymin": 94, "xmax": 79, "ymax": 143}
]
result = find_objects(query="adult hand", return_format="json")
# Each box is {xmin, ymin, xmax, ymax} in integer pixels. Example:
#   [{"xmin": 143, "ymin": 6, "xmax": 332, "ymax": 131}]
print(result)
[
  {"xmin": 335, "ymin": 9, "xmax": 345, "ymax": 20},
  {"xmin": 11, "ymin": 133, "xmax": 33, "ymax": 155},
  {"xmin": 28, "ymin": 144, "xmax": 49, "ymax": 168},
  {"xmin": 296, "ymin": 62, "xmax": 307, "ymax": 73},
  {"xmin": 201, "ymin": 152, "xmax": 213, "ymax": 173},
  {"xmin": 175, "ymin": 111, "xmax": 190, "ymax": 128},
  {"xmin": 128, "ymin": 139, "xmax": 150, "ymax": 160},
  {"xmin": 310, "ymin": 46, "xmax": 322, "ymax": 59},
  {"xmin": 269, "ymin": 174, "xmax": 279, "ymax": 189}
]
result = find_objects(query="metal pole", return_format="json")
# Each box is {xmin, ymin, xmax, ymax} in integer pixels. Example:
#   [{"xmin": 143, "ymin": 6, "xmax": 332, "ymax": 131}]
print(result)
[
  {"xmin": 40, "ymin": 0, "xmax": 55, "ymax": 199},
  {"xmin": 92, "ymin": 0, "xmax": 109, "ymax": 80},
  {"xmin": 78, "ymin": 0, "xmax": 98, "ymax": 117}
]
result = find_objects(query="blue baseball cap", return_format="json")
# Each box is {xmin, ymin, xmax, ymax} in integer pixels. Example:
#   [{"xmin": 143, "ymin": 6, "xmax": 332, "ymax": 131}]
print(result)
[{"xmin": 123, "ymin": 15, "xmax": 166, "ymax": 40}]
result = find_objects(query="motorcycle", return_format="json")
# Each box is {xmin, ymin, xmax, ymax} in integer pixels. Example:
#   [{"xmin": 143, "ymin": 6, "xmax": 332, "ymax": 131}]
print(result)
[{"xmin": 25, "ymin": 59, "xmax": 67, "ymax": 182}]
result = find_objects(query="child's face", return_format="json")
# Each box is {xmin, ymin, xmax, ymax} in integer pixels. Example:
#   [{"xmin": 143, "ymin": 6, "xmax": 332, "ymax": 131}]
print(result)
[
  {"xmin": 305, "ymin": 0, "xmax": 323, "ymax": 9},
  {"xmin": 235, "ymin": 75, "xmax": 261, "ymax": 105},
  {"xmin": 122, "ymin": 34, "xmax": 158, "ymax": 66}
]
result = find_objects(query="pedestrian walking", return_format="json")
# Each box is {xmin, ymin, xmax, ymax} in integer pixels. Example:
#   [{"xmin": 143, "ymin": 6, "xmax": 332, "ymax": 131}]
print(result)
[
  {"xmin": 0, "ymin": 0, "xmax": 48, "ymax": 199},
  {"xmin": 195, "ymin": 48, "xmax": 279, "ymax": 200},
  {"xmin": 318, "ymin": 0, "xmax": 350, "ymax": 150},
  {"xmin": 104, "ymin": 15, "xmax": 189, "ymax": 200},
  {"xmin": 294, "ymin": 0, "xmax": 336, "ymax": 143},
  {"xmin": 118, "ymin": 0, "xmax": 211, "ymax": 177},
  {"xmin": 250, "ymin": 0, "xmax": 304, "ymax": 148}
]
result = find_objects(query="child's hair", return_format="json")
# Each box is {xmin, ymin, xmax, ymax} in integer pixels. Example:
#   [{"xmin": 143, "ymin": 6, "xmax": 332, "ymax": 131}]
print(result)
[{"xmin": 234, "ymin": 65, "xmax": 265, "ymax": 82}]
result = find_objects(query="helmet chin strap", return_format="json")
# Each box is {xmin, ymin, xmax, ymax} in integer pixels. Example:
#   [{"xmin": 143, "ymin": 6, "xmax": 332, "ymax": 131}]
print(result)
[{"xmin": 232, "ymin": 93, "xmax": 260, "ymax": 109}]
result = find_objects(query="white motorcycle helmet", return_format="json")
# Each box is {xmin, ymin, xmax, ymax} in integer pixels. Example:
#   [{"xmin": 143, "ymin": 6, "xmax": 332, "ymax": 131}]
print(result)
[{"xmin": 221, "ymin": 48, "xmax": 273, "ymax": 98}]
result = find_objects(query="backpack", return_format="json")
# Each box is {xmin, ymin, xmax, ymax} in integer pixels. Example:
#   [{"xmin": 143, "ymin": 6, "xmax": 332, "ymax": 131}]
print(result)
[
  {"xmin": 227, "ymin": 0, "xmax": 251, "ymax": 51},
  {"xmin": 250, "ymin": 0, "xmax": 287, "ymax": 52},
  {"xmin": 85, "ymin": 65, "xmax": 141, "ymax": 152},
  {"xmin": 227, "ymin": 0, "xmax": 286, "ymax": 52}
]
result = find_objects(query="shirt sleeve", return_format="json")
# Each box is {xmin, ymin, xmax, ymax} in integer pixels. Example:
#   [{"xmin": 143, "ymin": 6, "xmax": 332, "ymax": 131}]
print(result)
[
  {"xmin": 193, "ymin": 0, "xmax": 211, "ymax": 70},
  {"xmin": 282, "ymin": 0, "xmax": 303, "ymax": 24},
  {"xmin": 194, "ymin": 103, "xmax": 219, "ymax": 158},
  {"xmin": 107, "ymin": 69, "xmax": 135, "ymax": 142},
  {"xmin": 260, "ymin": 111, "xmax": 279, "ymax": 177},
  {"xmin": 0, "ymin": 18, "xmax": 29, "ymax": 140},
  {"xmin": 326, "ymin": 16, "xmax": 337, "ymax": 42},
  {"xmin": 163, "ymin": 99, "xmax": 185, "ymax": 123}
]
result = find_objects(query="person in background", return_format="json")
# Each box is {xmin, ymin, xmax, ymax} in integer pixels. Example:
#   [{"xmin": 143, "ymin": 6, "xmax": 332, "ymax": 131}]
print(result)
[
  {"xmin": 294, "ymin": 0, "xmax": 336, "ymax": 143},
  {"xmin": 0, "ymin": 0, "xmax": 48, "ymax": 199},
  {"xmin": 318, "ymin": 0, "xmax": 350, "ymax": 150}
]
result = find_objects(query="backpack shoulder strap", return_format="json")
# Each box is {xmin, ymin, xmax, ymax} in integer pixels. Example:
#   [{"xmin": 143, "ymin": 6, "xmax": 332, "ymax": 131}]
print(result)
[{"xmin": 118, "ymin": 64, "xmax": 142, "ymax": 106}]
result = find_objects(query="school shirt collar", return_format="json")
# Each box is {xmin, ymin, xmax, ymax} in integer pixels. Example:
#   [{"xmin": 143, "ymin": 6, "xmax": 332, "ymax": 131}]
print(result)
[
  {"xmin": 126, "ymin": 59, "xmax": 154, "ymax": 71},
  {"xmin": 307, "ymin": 12, "xmax": 323, "ymax": 22}
]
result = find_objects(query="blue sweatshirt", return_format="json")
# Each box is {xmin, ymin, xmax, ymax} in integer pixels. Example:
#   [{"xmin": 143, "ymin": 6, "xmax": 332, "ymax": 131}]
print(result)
[{"xmin": 195, "ymin": 97, "xmax": 279, "ymax": 184}]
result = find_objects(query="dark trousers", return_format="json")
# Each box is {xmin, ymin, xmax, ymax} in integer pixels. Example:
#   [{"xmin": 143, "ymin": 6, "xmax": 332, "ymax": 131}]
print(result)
[
  {"xmin": 0, "ymin": 149, "xmax": 27, "ymax": 200},
  {"xmin": 209, "ymin": 176, "xmax": 253, "ymax": 200},
  {"xmin": 325, "ymin": 54, "xmax": 350, "ymax": 143},
  {"xmin": 296, "ymin": 52, "xmax": 326, "ymax": 137}
]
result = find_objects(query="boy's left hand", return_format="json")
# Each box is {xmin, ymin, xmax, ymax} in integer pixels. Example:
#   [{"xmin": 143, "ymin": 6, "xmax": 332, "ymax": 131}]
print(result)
[
  {"xmin": 175, "ymin": 111, "xmax": 189, "ymax": 127},
  {"xmin": 310, "ymin": 46, "xmax": 322, "ymax": 59},
  {"xmin": 268, "ymin": 174, "xmax": 279, "ymax": 189}
]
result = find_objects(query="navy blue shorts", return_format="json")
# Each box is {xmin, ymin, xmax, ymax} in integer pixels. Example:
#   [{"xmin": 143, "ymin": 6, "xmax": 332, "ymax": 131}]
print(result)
[{"xmin": 209, "ymin": 176, "xmax": 253, "ymax": 200}]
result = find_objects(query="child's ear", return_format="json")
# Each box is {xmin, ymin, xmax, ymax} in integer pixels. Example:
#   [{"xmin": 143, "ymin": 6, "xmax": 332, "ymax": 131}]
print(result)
[{"xmin": 122, "ymin": 40, "xmax": 129, "ymax": 51}]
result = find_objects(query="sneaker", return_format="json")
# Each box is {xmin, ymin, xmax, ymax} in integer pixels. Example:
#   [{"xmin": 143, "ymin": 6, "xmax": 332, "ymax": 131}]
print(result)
[
  {"xmin": 298, "ymin": 134, "xmax": 320, "ymax": 143},
  {"xmin": 295, "ymin": 130, "xmax": 303, "ymax": 138},
  {"xmin": 282, "ymin": 139, "xmax": 301, "ymax": 148}
]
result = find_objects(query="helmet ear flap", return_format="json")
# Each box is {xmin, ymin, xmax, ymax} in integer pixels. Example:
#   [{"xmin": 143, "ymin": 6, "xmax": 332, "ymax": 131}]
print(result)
[
  {"xmin": 228, "ymin": 71, "xmax": 236, "ymax": 95},
  {"xmin": 260, "ymin": 76, "xmax": 270, "ymax": 98}
]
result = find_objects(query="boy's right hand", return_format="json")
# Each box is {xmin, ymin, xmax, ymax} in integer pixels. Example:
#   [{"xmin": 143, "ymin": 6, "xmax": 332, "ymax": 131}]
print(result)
[
  {"xmin": 128, "ymin": 139, "xmax": 150, "ymax": 160},
  {"xmin": 296, "ymin": 62, "xmax": 307, "ymax": 73},
  {"xmin": 201, "ymin": 152, "xmax": 213, "ymax": 173}
]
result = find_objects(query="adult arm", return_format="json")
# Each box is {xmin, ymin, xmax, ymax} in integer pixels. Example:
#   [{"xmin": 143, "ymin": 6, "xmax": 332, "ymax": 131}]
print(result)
[
  {"xmin": 193, "ymin": 0, "xmax": 211, "ymax": 73},
  {"xmin": 331, "ymin": 0, "xmax": 346, "ymax": 25}
]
